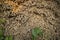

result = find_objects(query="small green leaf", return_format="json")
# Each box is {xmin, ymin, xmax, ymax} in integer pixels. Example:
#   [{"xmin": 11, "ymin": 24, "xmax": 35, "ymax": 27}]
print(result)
[
  {"xmin": 32, "ymin": 27, "xmax": 43, "ymax": 40},
  {"xmin": 5, "ymin": 36, "xmax": 9, "ymax": 40},
  {"xmin": 0, "ymin": 30, "xmax": 3, "ymax": 37},
  {"xmin": 32, "ymin": 27, "xmax": 43, "ymax": 37},
  {"xmin": 32, "ymin": 35, "xmax": 36, "ymax": 40},
  {"xmin": 8, "ymin": 36, "xmax": 13, "ymax": 40},
  {"xmin": 5, "ymin": 35, "xmax": 13, "ymax": 40}
]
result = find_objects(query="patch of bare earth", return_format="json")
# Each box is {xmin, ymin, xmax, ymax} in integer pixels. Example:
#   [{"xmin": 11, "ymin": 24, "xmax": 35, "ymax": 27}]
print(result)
[{"xmin": 0, "ymin": 0, "xmax": 60, "ymax": 40}]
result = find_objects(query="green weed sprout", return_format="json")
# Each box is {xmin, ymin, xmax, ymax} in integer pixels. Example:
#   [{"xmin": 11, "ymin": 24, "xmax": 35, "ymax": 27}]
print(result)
[
  {"xmin": 5, "ymin": 36, "xmax": 13, "ymax": 40},
  {"xmin": 32, "ymin": 27, "xmax": 43, "ymax": 40},
  {"xmin": 0, "ymin": 26, "xmax": 13, "ymax": 40},
  {"xmin": 0, "ymin": 18, "xmax": 13, "ymax": 40}
]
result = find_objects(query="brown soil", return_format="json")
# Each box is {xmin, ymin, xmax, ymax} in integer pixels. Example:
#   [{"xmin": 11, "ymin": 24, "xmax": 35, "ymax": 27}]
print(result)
[{"xmin": 0, "ymin": 0, "xmax": 60, "ymax": 40}]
